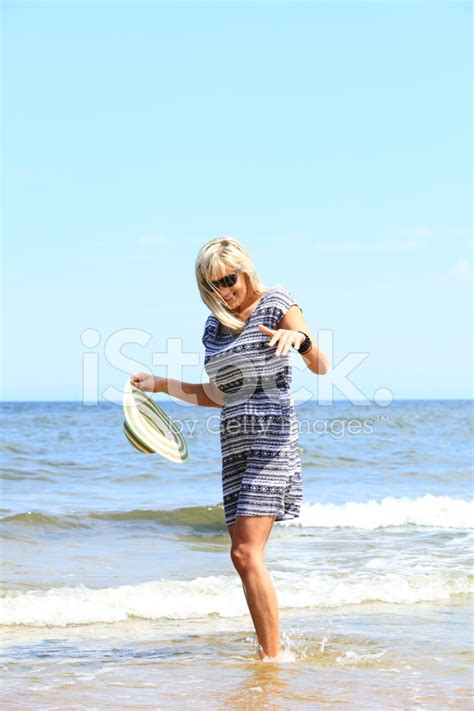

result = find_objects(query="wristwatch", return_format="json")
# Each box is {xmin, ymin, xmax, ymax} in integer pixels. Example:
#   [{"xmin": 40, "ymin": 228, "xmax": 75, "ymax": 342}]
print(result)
[{"xmin": 296, "ymin": 331, "xmax": 312, "ymax": 355}]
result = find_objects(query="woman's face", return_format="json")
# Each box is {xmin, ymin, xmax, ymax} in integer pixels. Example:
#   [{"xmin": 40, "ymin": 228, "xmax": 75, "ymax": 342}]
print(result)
[{"xmin": 206, "ymin": 266, "xmax": 249, "ymax": 311}]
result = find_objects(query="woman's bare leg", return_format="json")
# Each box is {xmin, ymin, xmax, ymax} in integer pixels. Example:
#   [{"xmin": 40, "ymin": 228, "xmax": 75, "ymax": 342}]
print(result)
[{"xmin": 227, "ymin": 515, "xmax": 280, "ymax": 659}]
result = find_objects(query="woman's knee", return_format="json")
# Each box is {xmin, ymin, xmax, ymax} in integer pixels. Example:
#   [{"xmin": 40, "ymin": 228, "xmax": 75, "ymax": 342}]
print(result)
[{"xmin": 230, "ymin": 543, "xmax": 263, "ymax": 574}]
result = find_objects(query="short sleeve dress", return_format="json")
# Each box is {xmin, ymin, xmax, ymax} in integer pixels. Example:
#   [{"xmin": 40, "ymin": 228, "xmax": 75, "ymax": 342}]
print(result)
[{"xmin": 202, "ymin": 285, "xmax": 304, "ymax": 526}]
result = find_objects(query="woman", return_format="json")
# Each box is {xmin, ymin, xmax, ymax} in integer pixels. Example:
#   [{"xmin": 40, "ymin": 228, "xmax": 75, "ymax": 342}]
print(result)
[{"xmin": 132, "ymin": 237, "xmax": 329, "ymax": 661}]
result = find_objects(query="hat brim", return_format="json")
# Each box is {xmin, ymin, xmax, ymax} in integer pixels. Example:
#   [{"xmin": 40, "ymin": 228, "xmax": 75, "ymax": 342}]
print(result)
[{"xmin": 122, "ymin": 378, "xmax": 188, "ymax": 463}]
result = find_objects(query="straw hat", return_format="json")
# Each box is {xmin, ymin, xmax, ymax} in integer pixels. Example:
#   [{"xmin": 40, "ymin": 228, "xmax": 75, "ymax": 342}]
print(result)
[{"xmin": 122, "ymin": 377, "xmax": 188, "ymax": 463}]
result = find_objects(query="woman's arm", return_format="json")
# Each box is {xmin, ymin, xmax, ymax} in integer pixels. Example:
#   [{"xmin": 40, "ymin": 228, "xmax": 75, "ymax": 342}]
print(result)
[
  {"xmin": 131, "ymin": 372, "xmax": 224, "ymax": 408},
  {"xmin": 258, "ymin": 305, "xmax": 329, "ymax": 375},
  {"xmin": 154, "ymin": 376, "xmax": 224, "ymax": 408}
]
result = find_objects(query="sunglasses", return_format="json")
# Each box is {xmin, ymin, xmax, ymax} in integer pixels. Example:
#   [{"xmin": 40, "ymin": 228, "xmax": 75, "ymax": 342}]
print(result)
[{"xmin": 204, "ymin": 270, "xmax": 240, "ymax": 290}]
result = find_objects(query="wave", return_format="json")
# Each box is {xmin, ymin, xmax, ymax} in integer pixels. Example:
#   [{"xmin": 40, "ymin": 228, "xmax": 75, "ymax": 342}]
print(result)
[
  {"xmin": 0, "ymin": 569, "xmax": 471, "ymax": 627},
  {"xmin": 1, "ymin": 495, "xmax": 472, "ymax": 531},
  {"xmin": 0, "ymin": 505, "xmax": 225, "ymax": 530},
  {"xmin": 281, "ymin": 494, "xmax": 474, "ymax": 530}
]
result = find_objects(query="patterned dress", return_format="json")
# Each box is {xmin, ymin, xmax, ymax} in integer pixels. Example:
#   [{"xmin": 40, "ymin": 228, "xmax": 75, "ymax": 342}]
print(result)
[{"xmin": 202, "ymin": 285, "xmax": 304, "ymax": 526}]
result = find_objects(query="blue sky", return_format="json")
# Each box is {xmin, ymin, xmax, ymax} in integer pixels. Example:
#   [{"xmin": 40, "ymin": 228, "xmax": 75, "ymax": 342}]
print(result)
[{"xmin": 2, "ymin": 0, "xmax": 472, "ymax": 403}]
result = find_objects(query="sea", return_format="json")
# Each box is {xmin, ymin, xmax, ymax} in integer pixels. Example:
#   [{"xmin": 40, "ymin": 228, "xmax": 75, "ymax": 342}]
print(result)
[{"xmin": 1, "ymin": 398, "xmax": 473, "ymax": 710}]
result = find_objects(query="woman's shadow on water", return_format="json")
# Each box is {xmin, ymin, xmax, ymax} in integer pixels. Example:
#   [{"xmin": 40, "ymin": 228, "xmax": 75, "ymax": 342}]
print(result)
[{"xmin": 217, "ymin": 657, "xmax": 290, "ymax": 711}]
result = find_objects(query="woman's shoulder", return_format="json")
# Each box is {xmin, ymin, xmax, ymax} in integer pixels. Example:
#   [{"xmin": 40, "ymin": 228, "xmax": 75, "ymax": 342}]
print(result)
[
  {"xmin": 264, "ymin": 283, "xmax": 296, "ymax": 306},
  {"xmin": 261, "ymin": 284, "xmax": 301, "ymax": 326},
  {"xmin": 204, "ymin": 312, "xmax": 218, "ymax": 327},
  {"xmin": 202, "ymin": 313, "xmax": 219, "ymax": 344}
]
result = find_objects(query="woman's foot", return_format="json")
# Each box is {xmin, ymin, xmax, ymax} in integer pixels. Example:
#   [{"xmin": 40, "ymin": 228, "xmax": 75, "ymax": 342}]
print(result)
[{"xmin": 258, "ymin": 641, "xmax": 282, "ymax": 661}]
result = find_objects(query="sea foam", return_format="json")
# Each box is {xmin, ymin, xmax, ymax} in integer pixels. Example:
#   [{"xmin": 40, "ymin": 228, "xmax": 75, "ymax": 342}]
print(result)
[
  {"xmin": 1, "ymin": 567, "xmax": 471, "ymax": 627},
  {"xmin": 278, "ymin": 494, "xmax": 474, "ymax": 529}
]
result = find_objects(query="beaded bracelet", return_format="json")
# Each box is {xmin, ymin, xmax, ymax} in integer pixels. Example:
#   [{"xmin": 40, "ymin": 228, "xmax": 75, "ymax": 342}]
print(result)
[{"xmin": 296, "ymin": 331, "xmax": 312, "ymax": 355}]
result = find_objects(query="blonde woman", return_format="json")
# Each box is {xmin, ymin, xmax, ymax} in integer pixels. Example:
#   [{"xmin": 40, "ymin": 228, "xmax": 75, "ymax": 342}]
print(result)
[{"xmin": 132, "ymin": 237, "xmax": 328, "ymax": 661}]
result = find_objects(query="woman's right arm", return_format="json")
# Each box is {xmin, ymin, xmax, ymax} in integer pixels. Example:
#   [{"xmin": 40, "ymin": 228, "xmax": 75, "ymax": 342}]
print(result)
[
  {"xmin": 131, "ymin": 373, "xmax": 224, "ymax": 408},
  {"xmin": 157, "ymin": 377, "xmax": 224, "ymax": 408}
]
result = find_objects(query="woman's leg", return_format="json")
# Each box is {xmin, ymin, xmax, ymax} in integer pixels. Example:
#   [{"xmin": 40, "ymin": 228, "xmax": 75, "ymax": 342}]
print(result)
[
  {"xmin": 227, "ymin": 522, "xmax": 250, "ymax": 604},
  {"xmin": 227, "ymin": 515, "xmax": 280, "ymax": 659}
]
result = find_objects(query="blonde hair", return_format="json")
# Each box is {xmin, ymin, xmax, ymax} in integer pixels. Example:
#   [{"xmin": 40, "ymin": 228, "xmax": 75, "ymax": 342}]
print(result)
[{"xmin": 195, "ymin": 237, "xmax": 271, "ymax": 335}]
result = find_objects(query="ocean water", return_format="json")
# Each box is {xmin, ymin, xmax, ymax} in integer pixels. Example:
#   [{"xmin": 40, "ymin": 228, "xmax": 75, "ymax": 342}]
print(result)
[{"xmin": 0, "ymin": 398, "xmax": 473, "ymax": 710}]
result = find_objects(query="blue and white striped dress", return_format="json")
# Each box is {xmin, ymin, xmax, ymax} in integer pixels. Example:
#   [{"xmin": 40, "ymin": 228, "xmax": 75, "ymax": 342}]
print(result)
[{"xmin": 202, "ymin": 285, "xmax": 303, "ymax": 526}]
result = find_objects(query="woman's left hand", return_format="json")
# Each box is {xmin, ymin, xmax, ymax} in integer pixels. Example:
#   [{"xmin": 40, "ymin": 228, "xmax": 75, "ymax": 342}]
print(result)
[{"xmin": 257, "ymin": 324, "xmax": 305, "ymax": 356}]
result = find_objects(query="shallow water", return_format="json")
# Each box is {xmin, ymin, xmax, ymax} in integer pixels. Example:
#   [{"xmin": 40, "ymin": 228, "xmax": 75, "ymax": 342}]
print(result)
[
  {"xmin": 1, "ymin": 603, "xmax": 472, "ymax": 709},
  {"xmin": 1, "ymin": 399, "xmax": 473, "ymax": 708}
]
